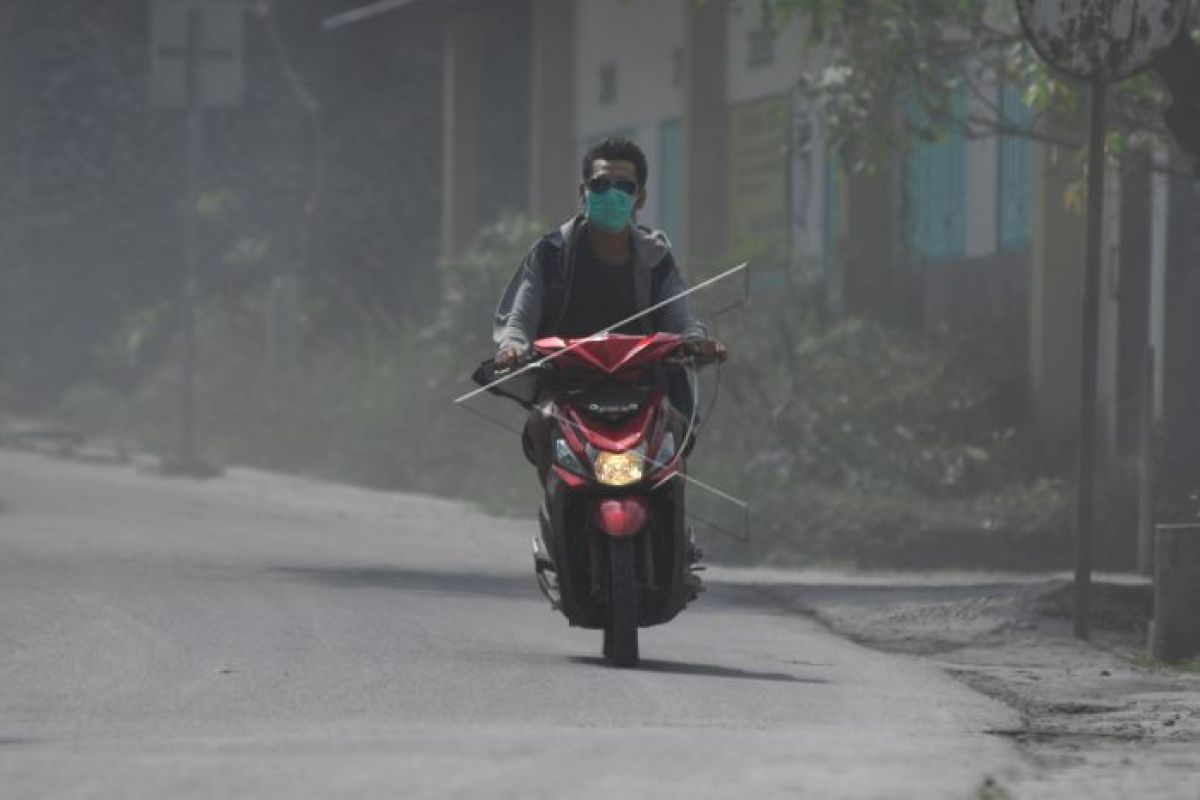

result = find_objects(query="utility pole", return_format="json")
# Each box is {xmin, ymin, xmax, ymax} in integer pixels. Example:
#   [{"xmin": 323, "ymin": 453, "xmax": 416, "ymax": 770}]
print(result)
[
  {"xmin": 8, "ymin": 0, "xmax": 34, "ymax": 406},
  {"xmin": 149, "ymin": 0, "xmax": 244, "ymax": 475},
  {"xmin": 179, "ymin": 8, "xmax": 203, "ymax": 469},
  {"xmin": 1016, "ymin": 0, "xmax": 1185, "ymax": 639},
  {"xmin": 1071, "ymin": 77, "xmax": 1107, "ymax": 639}
]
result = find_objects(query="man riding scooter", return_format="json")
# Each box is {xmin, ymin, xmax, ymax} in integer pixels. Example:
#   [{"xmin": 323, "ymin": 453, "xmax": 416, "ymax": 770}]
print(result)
[
  {"xmin": 492, "ymin": 136, "xmax": 727, "ymax": 483},
  {"xmin": 486, "ymin": 137, "xmax": 728, "ymax": 665}
]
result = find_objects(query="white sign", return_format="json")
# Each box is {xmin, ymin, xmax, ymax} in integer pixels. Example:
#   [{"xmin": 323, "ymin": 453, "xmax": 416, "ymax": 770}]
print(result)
[
  {"xmin": 1016, "ymin": 0, "xmax": 1187, "ymax": 81},
  {"xmin": 150, "ymin": 0, "xmax": 245, "ymax": 108}
]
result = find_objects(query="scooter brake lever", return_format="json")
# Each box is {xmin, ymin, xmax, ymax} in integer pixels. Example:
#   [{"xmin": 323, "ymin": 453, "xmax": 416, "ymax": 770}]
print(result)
[{"xmin": 494, "ymin": 355, "xmax": 545, "ymax": 377}]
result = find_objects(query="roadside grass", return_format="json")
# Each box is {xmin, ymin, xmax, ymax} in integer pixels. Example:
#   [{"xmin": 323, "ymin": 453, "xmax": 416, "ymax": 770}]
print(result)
[
  {"xmin": 976, "ymin": 777, "xmax": 1015, "ymax": 800},
  {"xmin": 1134, "ymin": 655, "xmax": 1200, "ymax": 673}
]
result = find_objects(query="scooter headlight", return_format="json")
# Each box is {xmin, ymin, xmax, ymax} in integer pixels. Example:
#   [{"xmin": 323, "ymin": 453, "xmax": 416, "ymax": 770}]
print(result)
[{"xmin": 594, "ymin": 449, "xmax": 644, "ymax": 486}]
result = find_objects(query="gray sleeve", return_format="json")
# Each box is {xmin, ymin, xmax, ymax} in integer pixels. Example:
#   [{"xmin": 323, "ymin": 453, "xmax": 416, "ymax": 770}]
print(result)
[
  {"xmin": 493, "ymin": 241, "xmax": 546, "ymax": 352},
  {"xmin": 654, "ymin": 255, "xmax": 707, "ymax": 339}
]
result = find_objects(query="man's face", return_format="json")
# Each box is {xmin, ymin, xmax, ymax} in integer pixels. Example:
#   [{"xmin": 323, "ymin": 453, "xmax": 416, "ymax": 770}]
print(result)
[{"xmin": 580, "ymin": 158, "xmax": 647, "ymax": 217}]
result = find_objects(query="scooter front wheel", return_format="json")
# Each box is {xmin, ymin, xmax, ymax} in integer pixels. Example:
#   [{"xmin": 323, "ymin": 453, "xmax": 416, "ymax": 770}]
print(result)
[{"xmin": 604, "ymin": 536, "xmax": 639, "ymax": 668}]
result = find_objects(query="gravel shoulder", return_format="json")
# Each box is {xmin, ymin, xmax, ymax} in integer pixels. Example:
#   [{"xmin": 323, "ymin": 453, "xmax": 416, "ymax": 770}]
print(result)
[{"xmin": 711, "ymin": 566, "xmax": 1200, "ymax": 799}]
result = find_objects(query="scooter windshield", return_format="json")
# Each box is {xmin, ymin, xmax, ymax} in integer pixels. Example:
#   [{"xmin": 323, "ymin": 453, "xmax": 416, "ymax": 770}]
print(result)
[
  {"xmin": 471, "ymin": 333, "xmax": 683, "ymax": 409},
  {"xmin": 534, "ymin": 333, "xmax": 683, "ymax": 375}
]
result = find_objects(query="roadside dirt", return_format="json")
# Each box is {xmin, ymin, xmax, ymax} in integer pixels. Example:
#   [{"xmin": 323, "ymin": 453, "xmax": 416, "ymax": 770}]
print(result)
[{"xmin": 720, "ymin": 569, "xmax": 1200, "ymax": 799}]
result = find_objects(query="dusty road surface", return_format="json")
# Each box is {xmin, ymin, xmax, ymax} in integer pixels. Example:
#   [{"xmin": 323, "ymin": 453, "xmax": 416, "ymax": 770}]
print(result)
[{"xmin": 0, "ymin": 448, "xmax": 1029, "ymax": 799}]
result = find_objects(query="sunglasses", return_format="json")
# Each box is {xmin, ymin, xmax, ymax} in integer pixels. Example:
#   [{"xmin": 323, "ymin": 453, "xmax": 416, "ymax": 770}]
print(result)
[{"xmin": 587, "ymin": 176, "xmax": 638, "ymax": 196}]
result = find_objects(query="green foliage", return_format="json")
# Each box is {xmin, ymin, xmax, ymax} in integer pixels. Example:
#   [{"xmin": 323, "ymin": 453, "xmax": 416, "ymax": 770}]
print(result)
[
  {"xmin": 761, "ymin": 0, "xmax": 1188, "ymax": 173},
  {"xmin": 1156, "ymin": 463, "xmax": 1200, "ymax": 526},
  {"xmin": 693, "ymin": 272, "xmax": 1072, "ymax": 567},
  {"xmin": 1135, "ymin": 655, "xmax": 1200, "ymax": 673},
  {"xmin": 60, "ymin": 215, "xmax": 544, "ymax": 512},
  {"xmin": 60, "ymin": 214, "xmax": 1080, "ymax": 567},
  {"xmin": 58, "ymin": 383, "xmax": 136, "ymax": 440},
  {"xmin": 424, "ymin": 214, "xmax": 548, "ymax": 368}
]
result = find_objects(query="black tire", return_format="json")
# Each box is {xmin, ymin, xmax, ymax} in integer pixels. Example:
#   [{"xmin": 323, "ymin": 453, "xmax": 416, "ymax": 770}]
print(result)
[{"xmin": 605, "ymin": 536, "xmax": 639, "ymax": 667}]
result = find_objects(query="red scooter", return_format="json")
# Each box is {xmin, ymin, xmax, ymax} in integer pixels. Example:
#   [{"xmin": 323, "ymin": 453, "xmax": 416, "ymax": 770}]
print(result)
[{"xmin": 476, "ymin": 333, "xmax": 715, "ymax": 667}]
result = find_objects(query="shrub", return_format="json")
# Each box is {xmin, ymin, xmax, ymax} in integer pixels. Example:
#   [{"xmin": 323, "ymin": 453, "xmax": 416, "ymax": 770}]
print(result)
[
  {"xmin": 59, "ymin": 214, "xmax": 1078, "ymax": 568},
  {"xmin": 691, "ymin": 271, "xmax": 1072, "ymax": 567}
]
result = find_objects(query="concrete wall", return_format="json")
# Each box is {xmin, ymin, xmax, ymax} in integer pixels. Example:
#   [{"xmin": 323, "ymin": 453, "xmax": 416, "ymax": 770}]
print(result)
[
  {"xmin": 572, "ymin": 0, "xmax": 685, "ymax": 233},
  {"xmin": 724, "ymin": 1, "xmax": 806, "ymax": 105},
  {"xmin": 1150, "ymin": 150, "xmax": 1169, "ymax": 418},
  {"xmin": 441, "ymin": 10, "xmax": 483, "ymax": 256},
  {"xmin": 681, "ymin": 0, "xmax": 730, "ymax": 258},
  {"xmin": 571, "ymin": 0, "xmax": 829, "ymax": 260},
  {"xmin": 724, "ymin": 6, "xmax": 828, "ymax": 267},
  {"xmin": 441, "ymin": 0, "xmax": 532, "ymax": 254},
  {"xmin": 1029, "ymin": 137, "xmax": 1087, "ymax": 438},
  {"xmin": 477, "ymin": 2, "xmax": 532, "ymax": 229},
  {"xmin": 1097, "ymin": 168, "xmax": 1122, "ymax": 455},
  {"xmin": 964, "ymin": 83, "xmax": 1000, "ymax": 258},
  {"xmin": 1022, "ymin": 143, "xmax": 1122, "ymax": 447},
  {"xmin": 530, "ymin": 0, "xmax": 577, "ymax": 223},
  {"xmin": 1163, "ymin": 171, "xmax": 1200, "ymax": 477},
  {"xmin": 574, "ymin": 0, "xmax": 684, "ymax": 138}
]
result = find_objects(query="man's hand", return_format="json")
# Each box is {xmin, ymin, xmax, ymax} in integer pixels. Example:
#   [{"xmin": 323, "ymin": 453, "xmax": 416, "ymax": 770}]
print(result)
[
  {"xmin": 684, "ymin": 338, "xmax": 728, "ymax": 365},
  {"xmin": 494, "ymin": 344, "xmax": 528, "ymax": 371}
]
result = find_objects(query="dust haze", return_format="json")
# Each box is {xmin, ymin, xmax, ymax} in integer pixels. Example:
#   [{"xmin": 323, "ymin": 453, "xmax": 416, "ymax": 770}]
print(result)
[{"xmin": 2, "ymin": 2, "xmax": 1200, "ymax": 796}]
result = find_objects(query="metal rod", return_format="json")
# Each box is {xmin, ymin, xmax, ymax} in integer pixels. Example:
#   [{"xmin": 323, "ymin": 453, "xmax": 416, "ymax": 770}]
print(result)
[
  {"xmin": 320, "ymin": 0, "xmax": 422, "ymax": 31},
  {"xmin": 453, "ymin": 261, "xmax": 748, "ymax": 405},
  {"xmin": 1073, "ymin": 78, "xmax": 1108, "ymax": 640}
]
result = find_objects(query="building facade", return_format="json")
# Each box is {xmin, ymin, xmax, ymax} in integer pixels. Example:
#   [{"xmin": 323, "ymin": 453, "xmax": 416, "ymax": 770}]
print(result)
[{"xmin": 436, "ymin": 0, "xmax": 1192, "ymax": 457}]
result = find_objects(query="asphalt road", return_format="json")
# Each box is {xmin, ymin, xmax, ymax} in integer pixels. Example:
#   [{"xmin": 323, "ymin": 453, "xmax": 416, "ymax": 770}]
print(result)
[{"xmin": 0, "ymin": 449, "xmax": 1028, "ymax": 799}]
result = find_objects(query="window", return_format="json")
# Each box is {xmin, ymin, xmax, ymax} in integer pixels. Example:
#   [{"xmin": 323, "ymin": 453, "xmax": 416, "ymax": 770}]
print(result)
[
  {"xmin": 905, "ymin": 89, "xmax": 967, "ymax": 263},
  {"xmin": 598, "ymin": 62, "xmax": 617, "ymax": 105},
  {"xmin": 998, "ymin": 84, "xmax": 1033, "ymax": 250},
  {"xmin": 748, "ymin": 27, "xmax": 775, "ymax": 70}
]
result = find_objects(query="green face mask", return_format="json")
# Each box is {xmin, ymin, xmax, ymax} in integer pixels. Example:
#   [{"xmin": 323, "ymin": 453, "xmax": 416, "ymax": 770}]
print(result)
[{"xmin": 584, "ymin": 189, "xmax": 635, "ymax": 233}]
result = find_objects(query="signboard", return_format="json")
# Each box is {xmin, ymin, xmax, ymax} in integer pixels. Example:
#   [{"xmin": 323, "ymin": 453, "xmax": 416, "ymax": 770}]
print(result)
[
  {"xmin": 150, "ymin": 0, "xmax": 245, "ymax": 108},
  {"xmin": 1016, "ymin": 0, "xmax": 1187, "ymax": 81},
  {"xmin": 728, "ymin": 93, "xmax": 792, "ymax": 257}
]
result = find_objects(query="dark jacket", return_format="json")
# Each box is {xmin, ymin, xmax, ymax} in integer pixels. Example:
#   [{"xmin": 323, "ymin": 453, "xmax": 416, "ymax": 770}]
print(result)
[{"xmin": 494, "ymin": 215, "xmax": 706, "ymax": 351}]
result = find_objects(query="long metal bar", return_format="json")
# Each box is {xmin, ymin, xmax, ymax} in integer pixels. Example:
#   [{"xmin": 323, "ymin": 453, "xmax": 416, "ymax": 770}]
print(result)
[
  {"xmin": 461, "ymin": 383, "xmax": 751, "ymax": 512},
  {"xmin": 543, "ymin": 407, "xmax": 748, "ymax": 508},
  {"xmin": 1073, "ymin": 78, "xmax": 1108, "ymax": 640},
  {"xmin": 320, "ymin": 0, "xmax": 423, "ymax": 31},
  {"xmin": 542, "ymin": 404, "xmax": 751, "ymax": 541},
  {"xmin": 453, "ymin": 261, "xmax": 748, "ymax": 406},
  {"xmin": 457, "ymin": 341, "xmax": 751, "ymax": 540}
]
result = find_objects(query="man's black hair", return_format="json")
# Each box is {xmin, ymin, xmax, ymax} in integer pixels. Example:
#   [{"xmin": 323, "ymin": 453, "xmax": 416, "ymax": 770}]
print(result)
[{"xmin": 581, "ymin": 136, "xmax": 648, "ymax": 188}]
